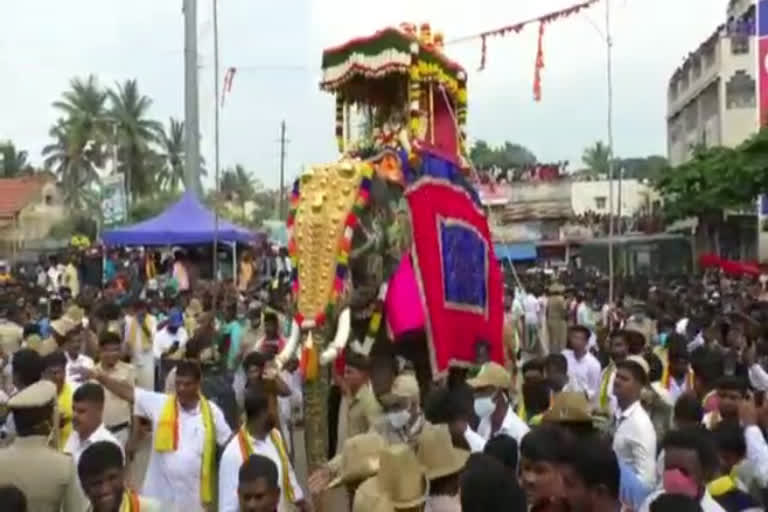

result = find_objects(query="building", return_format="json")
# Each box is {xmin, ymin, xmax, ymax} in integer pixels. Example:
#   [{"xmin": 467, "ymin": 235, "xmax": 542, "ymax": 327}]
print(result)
[
  {"xmin": 480, "ymin": 178, "xmax": 661, "ymax": 267},
  {"xmin": 665, "ymin": 0, "xmax": 759, "ymax": 261},
  {"xmin": 666, "ymin": 0, "xmax": 756, "ymax": 166},
  {"xmin": 0, "ymin": 176, "xmax": 66, "ymax": 259}
]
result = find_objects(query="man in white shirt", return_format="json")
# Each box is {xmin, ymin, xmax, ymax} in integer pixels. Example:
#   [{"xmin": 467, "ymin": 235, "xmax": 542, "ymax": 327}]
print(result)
[
  {"xmin": 123, "ymin": 300, "xmax": 157, "ymax": 391},
  {"xmin": 63, "ymin": 332, "xmax": 95, "ymax": 389},
  {"xmin": 522, "ymin": 291, "xmax": 541, "ymax": 355},
  {"xmin": 612, "ymin": 355, "xmax": 657, "ymax": 489},
  {"xmin": 64, "ymin": 382, "xmax": 123, "ymax": 468},
  {"xmin": 739, "ymin": 393, "xmax": 768, "ymax": 489},
  {"xmin": 75, "ymin": 360, "xmax": 233, "ymax": 512},
  {"xmin": 595, "ymin": 330, "xmax": 630, "ymax": 414},
  {"xmin": 563, "ymin": 325, "xmax": 602, "ymax": 401},
  {"xmin": 47, "ymin": 256, "xmax": 62, "ymax": 293},
  {"xmin": 639, "ymin": 428, "xmax": 726, "ymax": 512},
  {"xmin": 467, "ymin": 362, "xmax": 529, "ymax": 444},
  {"xmin": 219, "ymin": 388, "xmax": 308, "ymax": 512}
]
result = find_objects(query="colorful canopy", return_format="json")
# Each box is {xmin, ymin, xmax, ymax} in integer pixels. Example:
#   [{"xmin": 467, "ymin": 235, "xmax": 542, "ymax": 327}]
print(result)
[{"xmin": 102, "ymin": 192, "xmax": 259, "ymax": 246}]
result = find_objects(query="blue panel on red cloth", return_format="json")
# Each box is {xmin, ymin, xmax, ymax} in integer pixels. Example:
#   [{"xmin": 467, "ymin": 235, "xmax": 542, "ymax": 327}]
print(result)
[
  {"xmin": 759, "ymin": 0, "xmax": 768, "ymax": 37},
  {"xmin": 399, "ymin": 149, "xmax": 482, "ymax": 206},
  {"xmin": 440, "ymin": 219, "xmax": 487, "ymax": 310}
]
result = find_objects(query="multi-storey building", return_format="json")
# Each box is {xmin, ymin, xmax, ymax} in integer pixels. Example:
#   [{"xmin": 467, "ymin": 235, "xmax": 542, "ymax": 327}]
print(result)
[{"xmin": 667, "ymin": 0, "xmax": 756, "ymax": 166}]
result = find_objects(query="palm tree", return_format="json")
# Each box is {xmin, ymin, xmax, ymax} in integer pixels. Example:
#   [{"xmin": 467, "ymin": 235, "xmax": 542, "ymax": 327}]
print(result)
[
  {"xmin": 108, "ymin": 79, "xmax": 163, "ymax": 201},
  {"xmin": 0, "ymin": 142, "xmax": 34, "ymax": 177},
  {"xmin": 42, "ymin": 120, "xmax": 101, "ymax": 210},
  {"xmin": 581, "ymin": 141, "xmax": 612, "ymax": 179},
  {"xmin": 44, "ymin": 75, "xmax": 108, "ymax": 209},
  {"xmin": 156, "ymin": 118, "xmax": 185, "ymax": 192}
]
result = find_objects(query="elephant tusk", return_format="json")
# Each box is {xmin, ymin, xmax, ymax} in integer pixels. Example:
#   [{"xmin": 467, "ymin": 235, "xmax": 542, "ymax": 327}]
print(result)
[
  {"xmin": 320, "ymin": 307, "xmax": 351, "ymax": 365},
  {"xmin": 276, "ymin": 318, "xmax": 301, "ymax": 369}
]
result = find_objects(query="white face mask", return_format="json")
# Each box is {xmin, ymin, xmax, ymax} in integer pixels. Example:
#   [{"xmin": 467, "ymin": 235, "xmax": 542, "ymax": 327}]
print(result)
[
  {"xmin": 474, "ymin": 395, "xmax": 496, "ymax": 418},
  {"xmin": 387, "ymin": 409, "xmax": 411, "ymax": 429}
]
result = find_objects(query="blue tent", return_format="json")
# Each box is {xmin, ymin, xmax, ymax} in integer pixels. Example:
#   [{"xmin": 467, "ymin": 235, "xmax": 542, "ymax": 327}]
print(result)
[{"xmin": 102, "ymin": 192, "xmax": 260, "ymax": 246}]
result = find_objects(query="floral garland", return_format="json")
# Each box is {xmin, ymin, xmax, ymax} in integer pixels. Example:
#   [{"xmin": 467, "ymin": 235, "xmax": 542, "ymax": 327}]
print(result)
[
  {"xmin": 287, "ymin": 163, "xmax": 375, "ymax": 329},
  {"xmin": 335, "ymin": 95, "xmax": 345, "ymax": 153}
]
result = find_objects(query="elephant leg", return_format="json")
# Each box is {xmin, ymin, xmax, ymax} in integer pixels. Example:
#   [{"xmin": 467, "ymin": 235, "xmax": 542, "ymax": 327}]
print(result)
[{"xmin": 303, "ymin": 367, "xmax": 330, "ymax": 509}]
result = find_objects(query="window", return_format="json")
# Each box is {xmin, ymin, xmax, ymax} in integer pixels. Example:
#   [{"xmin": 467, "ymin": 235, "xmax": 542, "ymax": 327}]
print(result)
[
  {"xmin": 726, "ymin": 70, "xmax": 756, "ymax": 108},
  {"xmin": 731, "ymin": 35, "xmax": 749, "ymax": 55},
  {"xmin": 594, "ymin": 196, "xmax": 607, "ymax": 210}
]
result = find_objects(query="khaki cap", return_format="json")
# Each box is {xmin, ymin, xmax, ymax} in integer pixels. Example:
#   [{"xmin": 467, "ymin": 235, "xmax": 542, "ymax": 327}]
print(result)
[
  {"xmin": 328, "ymin": 432, "xmax": 387, "ymax": 489},
  {"xmin": 625, "ymin": 355, "xmax": 650, "ymax": 378},
  {"xmin": 542, "ymin": 391, "xmax": 592, "ymax": 423},
  {"xmin": 64, "ymin": 305, "xmax": 85, "ymax": 325},
  {"xmin": 467, "ymin": 362, "xmax": 511, "ymax": 390},
  {"xmin": 377, "ymin": 444, "xmax": 429, "ymax": 508},
  {"xmin": 416, "ymin": 424, "xmax": 469, "ymax": 480},
  {"xmin": 51, "ymin": 317, "xmax": 75, "ymax": 337},
  {"xmin": 380, "ymin": 373, "xmax": 420, "ymax": 406},
  {"xmin": 8, "ymin": 380, "xmax": 56, "ymax": 409}
]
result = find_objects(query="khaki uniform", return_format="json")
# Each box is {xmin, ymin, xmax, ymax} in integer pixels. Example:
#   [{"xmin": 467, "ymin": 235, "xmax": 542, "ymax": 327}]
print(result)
[
  {"xmin": 0, "ymin": 435, "xmax": 86, "ymax": 512},
  {"xmin": 546, "ymin": 295, "xmax": 568, "ymax": 354},
  {"xmin": 329, "ymin": 383, "xmax": 382, "ymax": 473},
  {"xmin": 99, "ymin": 361, "xmax": 135, "ymax": 444},
  {"xmin": 0, "ymin": 319, "xmax": 23, "ymax": 355}
]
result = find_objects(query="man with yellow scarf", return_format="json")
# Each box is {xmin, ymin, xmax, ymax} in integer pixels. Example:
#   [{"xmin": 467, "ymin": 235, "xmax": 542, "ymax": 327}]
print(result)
[
  {"xmin": 74, "ymin": 360, "xmax": 232, "ymax": 512},
  {"xmin": 219, "ymin": 388, "xmax": 308, "ymax": 512}
]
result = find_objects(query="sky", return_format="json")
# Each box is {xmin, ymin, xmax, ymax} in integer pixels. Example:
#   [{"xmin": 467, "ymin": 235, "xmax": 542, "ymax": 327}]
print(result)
[{"xmin": 0, "ymin": 0, "xmax": 729, "ymax": 189}]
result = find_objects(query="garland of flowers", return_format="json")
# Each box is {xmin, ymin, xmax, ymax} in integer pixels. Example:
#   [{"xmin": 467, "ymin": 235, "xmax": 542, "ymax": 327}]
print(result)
[
  {"xmin": 287, "ymin": 164, "xmax": 375, "ymax": 329},
  {"xmin": 408, "ymin": 63, "xmax": 423, "ymax": 139},
  {"xmin": 335, "ymin": 95, "xmax": 345, "ymax": 153}
]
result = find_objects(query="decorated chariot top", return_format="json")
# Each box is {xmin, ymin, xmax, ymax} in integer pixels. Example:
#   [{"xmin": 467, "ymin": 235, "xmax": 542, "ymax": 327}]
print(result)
[{"xmin": 320, "ymin": 23, "xmax": 469, "ymax": 166}]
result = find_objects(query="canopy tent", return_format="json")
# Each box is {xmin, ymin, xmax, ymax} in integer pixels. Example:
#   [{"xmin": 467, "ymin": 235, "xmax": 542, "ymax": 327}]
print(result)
[{"xmin": 102, "ymin": 192, "xmax": 259, "ymax": 246}]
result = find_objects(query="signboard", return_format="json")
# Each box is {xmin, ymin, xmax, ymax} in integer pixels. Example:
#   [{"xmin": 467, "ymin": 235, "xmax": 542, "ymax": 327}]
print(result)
[
  {"xmin": 101, "ymin": 173, "xmax": 127, "ymax": 227},
  {"xmin": 758, "ymin": 0, "xmax": 768, "ymax": 262}
]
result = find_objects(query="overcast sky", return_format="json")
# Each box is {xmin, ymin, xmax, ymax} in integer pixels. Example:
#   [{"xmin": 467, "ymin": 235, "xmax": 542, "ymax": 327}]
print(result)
[{"xmin": 0, "ymin": 0, "xmax": 728, "ymax": 188}]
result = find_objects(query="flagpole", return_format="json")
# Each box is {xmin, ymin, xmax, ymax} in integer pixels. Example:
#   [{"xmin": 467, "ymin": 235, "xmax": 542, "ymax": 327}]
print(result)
[
  {"xmin": 605, "ymin": 0, "xmax": 616, "ymax": 304},
  {"xmin": 213, "ymin": 0, "xmax": 221, "ymax": 281}
]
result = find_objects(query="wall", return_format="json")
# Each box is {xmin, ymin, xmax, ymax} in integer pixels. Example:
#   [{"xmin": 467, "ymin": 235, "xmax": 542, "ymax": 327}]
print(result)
[{"xmin": 570, "ymin": 179, "xmax": 658, "ymax": 216}]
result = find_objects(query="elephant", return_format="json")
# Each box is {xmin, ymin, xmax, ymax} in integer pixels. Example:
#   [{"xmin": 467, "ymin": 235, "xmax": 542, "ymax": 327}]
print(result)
[{"xmin": 274, "ymin": 156, "xmax": 435, "ymax": 477}]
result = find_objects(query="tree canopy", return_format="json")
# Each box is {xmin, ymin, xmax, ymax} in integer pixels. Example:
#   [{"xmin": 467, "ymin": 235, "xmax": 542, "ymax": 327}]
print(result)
[
  {"xmin": 469, "ymin": 140, "xmax": 537, "ymax": 169},
  {"xmin": 656, "ymin": 128, "xmax": 768, "ymax": 222}
]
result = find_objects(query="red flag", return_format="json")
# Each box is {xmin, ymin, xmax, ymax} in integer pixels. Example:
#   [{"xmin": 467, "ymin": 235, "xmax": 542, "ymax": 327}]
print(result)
[{"xmin": 406, "ymin": 179, "xmax": 504, "ymax": 376}]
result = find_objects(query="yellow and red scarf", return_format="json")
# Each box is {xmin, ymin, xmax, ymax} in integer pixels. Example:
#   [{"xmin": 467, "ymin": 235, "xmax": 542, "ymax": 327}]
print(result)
[
  {"xmin": 127, "ymin": 316, "xmax": 153, "ymax": 352},
  {"xmin": 120, "ymin": 490, "xmax": 141, "ymax": 512},
  {"xmin": 598, "ymin": 364, "xmax": 615, "ymax": 411},
  {"xmin": 661, "ymin": 365, "xmax": 695, "ymax": 391},
  {"xmin": 58, "ymin": 382, "xmax": 73, "ymax": 450},
  {"xmin": 155, "ymin": 395, "xmax": 216, "ymax": 506},
  {"xmin": 236, "ymin": 426, "xmax": 295, "ymax": 502}
]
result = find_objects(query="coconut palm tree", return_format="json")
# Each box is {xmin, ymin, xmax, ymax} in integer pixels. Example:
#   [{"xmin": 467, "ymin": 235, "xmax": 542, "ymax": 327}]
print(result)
[
  {"xmin": 220, "ymin": 164, "xmax": 256, "ymax": 221},
  {"xmin": 108, "ymin": 79, "xmax": 163, "ymax": 202},
  {"xmin": 0, "ymin": 142, "xmax": 34, "ymax": 177},
  {"xmin": 44, "ymin": 75, "xmax": 109, "ymax": 206},
  {"xmin": 156, "ymin": 117, "xmax": 186, "ymax": 192},
  {"xmin": 581, "ymin": 141, "xmax": 612, "ymax": 179},
  {"xmin": 42, "ymin": 120, "xmax": 101, "ymax": 210}
]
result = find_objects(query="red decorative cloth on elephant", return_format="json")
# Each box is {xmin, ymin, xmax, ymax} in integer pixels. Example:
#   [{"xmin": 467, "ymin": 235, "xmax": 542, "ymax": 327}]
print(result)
[{"xmin": 405, "ymin": 179, "xmax": 504, "ymax": 375}]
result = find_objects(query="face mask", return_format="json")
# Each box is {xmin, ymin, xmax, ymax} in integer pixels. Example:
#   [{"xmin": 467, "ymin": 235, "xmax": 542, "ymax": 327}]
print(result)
[
  {"xmin": 663, "ymin": 469, "xmax": 699, "ymax": 499},
  {"xmin": 474, "ymin": 395, "xmax": 496, "ymax": 418},
  {"xmin": 387, "ymin": 410, "xmax": 411, "ymax": 429}
]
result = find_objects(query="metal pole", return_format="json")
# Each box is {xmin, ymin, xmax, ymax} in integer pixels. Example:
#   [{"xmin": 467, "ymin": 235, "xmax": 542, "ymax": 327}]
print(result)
[
  {"xmin": 183, "ymin": 0, "xmax": 202, "ymax": 197},
  {"xmin": 279, "ymin": 121, "xmax": 286, "ymax": 220},
  {"xmin": 616, "ymin": 166, "xmax": 623, "ymax": 234},
  {"xmin": 213, "ymin": 0, "xmax": 221, "ymax": 280},
  {"xmin": 606, "ymin": 0, "xmax": 615, "ymax": 304}
]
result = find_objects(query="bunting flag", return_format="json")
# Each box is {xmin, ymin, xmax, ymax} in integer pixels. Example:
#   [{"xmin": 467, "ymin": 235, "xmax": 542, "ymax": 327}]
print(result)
[
  {"xmin": 533, "ymin": 22, "xmax": 545, "ymax": 101},
  {"xmin": 463, "ymin": 0, "xmax": 599, "ymax": 99},
  {"xmin": 221, "ymin": 67, "xmax": 237, "ymax": 106}
]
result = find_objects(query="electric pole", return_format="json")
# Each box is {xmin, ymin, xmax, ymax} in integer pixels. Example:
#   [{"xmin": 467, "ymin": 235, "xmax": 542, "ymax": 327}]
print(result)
[
  {"xmin": 213, "ymin": 0, "xmax": 221, "ymax": 280},
  {"xmin": 183, "ymin": 0, "xmax": 202, "ymax": 197},
  {"xmin": 278, "ymin": 121, "xmax": 289, "ymax": 220}
]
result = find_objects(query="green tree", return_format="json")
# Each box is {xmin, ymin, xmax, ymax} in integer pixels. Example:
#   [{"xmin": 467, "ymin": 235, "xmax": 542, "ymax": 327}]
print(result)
[
  {"xmin": 581, "ymin": 141, "xmax": 611, "ymax": 178},
  {"xmin": 0, "ymin": 142, "xmax": 34, "ymax": 177},
  {"xmin": 156, "ymin": 117, "xmax": 185, "ymax": 192},
  {"xmin": 616, "ymin": 155, "xmax": 668, "ymax": 182},
  {"xmin": 469, "ymin": 139, "xmax": 537, "ymax": 169},
  {"xmin": 656, "ymin": 132, "xmax": 768, "ymax": 253},
  {"xmin": 43, "ymin": 75, "xmax": 109, "ymax": 209},
  {"xmin": 108, "ymin": 79, "xmax": 163, "ymax": 201}
]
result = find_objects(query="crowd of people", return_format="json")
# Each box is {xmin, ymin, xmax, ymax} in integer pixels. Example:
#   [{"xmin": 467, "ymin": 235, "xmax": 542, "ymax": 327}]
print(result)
[{"xmin": 1, "ymin": 244, "xmax": 768, "ymax": 512}]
